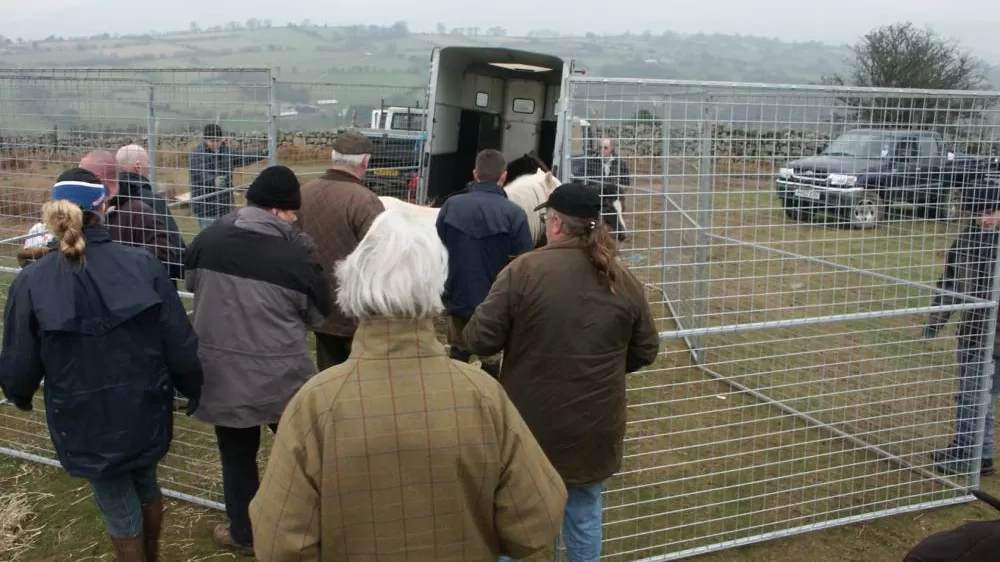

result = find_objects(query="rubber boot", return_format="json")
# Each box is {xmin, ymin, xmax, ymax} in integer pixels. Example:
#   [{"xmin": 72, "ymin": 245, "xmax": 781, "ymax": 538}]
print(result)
[
  {"xmin": 109, "ymin": 533, "xmax": 147, "ymax": 562},
  {"xmin": 141, "ymin": 495, "xmax": 164, "ymax": 561}
]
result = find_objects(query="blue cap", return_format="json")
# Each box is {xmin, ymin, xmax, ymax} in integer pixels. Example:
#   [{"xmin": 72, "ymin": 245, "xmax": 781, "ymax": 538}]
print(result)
[{"xmin": 51, "ymin": 168, "xmax": 107, "ymax": 212}]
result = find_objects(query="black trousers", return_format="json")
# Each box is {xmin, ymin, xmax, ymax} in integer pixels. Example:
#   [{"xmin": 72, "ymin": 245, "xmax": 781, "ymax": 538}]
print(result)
[
  {"xmin": 214, "ymin": 423, "xmax": 278, "ymax": 545},
  {"xmin": 315, "ymin": 333, "xmax": 352, "ymax": 371}
]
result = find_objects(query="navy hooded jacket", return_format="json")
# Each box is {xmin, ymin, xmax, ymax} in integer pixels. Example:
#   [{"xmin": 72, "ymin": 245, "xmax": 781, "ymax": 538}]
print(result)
[
  {"xmin": 0, "ymin": 224, "xmax": 203, "ymax": 479},
  {"xmin": 436, "ymin": 182, "xmax": 533, "ymax": 319}
]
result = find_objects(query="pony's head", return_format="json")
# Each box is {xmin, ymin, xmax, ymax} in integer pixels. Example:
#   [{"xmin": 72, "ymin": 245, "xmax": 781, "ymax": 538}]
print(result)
[{"xmin": 505, "ymin": 151, "xmax": 550, "ymax": 185}]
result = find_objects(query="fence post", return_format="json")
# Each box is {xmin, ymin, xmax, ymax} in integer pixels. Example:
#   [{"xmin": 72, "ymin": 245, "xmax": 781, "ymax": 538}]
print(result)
[
  {"xmin": 659, "ymin": 109, "xmax": 671, "ymax": 292},
  {"xmin": 267, "ymin": 69, "xmax": 278, "ymax": 166},
  {"xmin": 692, "ymin": 96, "xmax": 715, "ymax": 357},
  {"xmin": 968, "ymin": 220, "xmax": 1000, "ymax": 487},
  {"xmin": 147, "ymin": 84, "xmax": 157, "ymax": 187}
]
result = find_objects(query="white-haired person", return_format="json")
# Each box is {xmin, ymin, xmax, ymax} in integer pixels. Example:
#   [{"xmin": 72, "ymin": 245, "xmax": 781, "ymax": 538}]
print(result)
[
  {"xmin": 463, "ymin": 182, "xmax": 660, "ymax": 562},
  {"xmin": 0, "ymin": 168, "xmax": 203, "ymax": 561},
  {"xmin": 249, "ymin": 206, "xmax": 568, "ymax": 562},
  {"xmin": 297, "ymin": 130, "xmax": 386, "ymax": 370}
]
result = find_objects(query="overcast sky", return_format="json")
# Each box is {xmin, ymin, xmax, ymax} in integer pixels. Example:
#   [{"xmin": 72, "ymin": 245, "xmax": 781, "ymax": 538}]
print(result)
[{"xmin": 4, "ymin": 0, "xmax": 1000, "ymax": 62}]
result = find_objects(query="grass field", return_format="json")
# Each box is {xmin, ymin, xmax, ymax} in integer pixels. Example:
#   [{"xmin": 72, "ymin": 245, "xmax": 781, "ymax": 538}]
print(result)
[{"xmin": 1, "ymin": 154, "xmax": 998, "ymax": 561}]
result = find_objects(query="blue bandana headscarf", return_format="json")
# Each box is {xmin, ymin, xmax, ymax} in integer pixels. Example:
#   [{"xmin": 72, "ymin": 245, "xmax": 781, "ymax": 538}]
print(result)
[{"xmin": 51, "ymin": 168, "xmax": 107, "ymax": 217}]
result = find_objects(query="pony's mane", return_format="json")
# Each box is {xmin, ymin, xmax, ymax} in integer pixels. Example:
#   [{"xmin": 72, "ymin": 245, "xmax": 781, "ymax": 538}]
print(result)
[{"xmin": 505, "ymin": 151, "xmax": 550, "ymax": 184}]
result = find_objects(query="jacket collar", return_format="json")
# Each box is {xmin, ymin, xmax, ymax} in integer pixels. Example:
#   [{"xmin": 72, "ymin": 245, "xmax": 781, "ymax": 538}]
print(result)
[
  {"xmin": 538, "ymin": 236, "xmax": 588, "ymax": 251},
  {"xmin": 112, "ymin": 171, "xmax": 153, "ymax": 209},
  {"xmin": 351, "ymin": 317, "xmax": 448, "ymax": 360},
  {"xmin": 320, "ymin": 168, "xmax": 366, "ymax": 187},
  {"xmin": 45, "ymin": 223, "xmax": 113, "ymax": 251},
  {"xmin": 469, "ymin": 181, "xmax": 507, "ymax": 198}
]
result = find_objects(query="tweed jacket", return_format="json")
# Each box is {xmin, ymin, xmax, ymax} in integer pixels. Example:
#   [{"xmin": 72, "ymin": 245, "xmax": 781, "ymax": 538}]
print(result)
[
  {"xmin": 249, "ymin": 317, "xmax": 567, "ymax": 562},
  {"xmin": 297, "ymin": 169, "xmax": 385, "ymax": 337}
]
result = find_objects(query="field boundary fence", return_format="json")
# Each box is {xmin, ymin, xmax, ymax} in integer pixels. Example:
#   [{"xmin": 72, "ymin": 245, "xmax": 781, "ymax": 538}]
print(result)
[
  {"xmin": 561, "ymin": 75, "xmax": 1000, "ymax": 560},
  {"xmin": 3, "ymin": 65, "xmax": 1000, "ymax": 561},
  {"xmin": 0, "ymin": 68, "xmax": 427, "ymax": 513}
]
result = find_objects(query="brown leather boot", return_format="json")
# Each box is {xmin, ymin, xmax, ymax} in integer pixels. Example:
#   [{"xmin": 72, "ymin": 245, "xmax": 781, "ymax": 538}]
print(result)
[
  {"xmin": 109, "ymin": 533, "xmax": 147, "ymax": 562},
  {"xmin": 141, "ymin": 496, "xmax": 164, "ymax": 561}
]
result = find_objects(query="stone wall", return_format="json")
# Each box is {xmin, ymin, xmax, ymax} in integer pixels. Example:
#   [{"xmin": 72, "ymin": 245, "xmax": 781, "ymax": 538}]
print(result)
[{"xmin": 1, "ymin": 124, "xmax": 995, "ymax": 165}]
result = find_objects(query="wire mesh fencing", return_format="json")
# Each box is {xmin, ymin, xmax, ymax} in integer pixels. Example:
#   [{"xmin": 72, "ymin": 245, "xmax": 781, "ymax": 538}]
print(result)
[
  {"xmin": 0, "ymin": 67, "xmax": 276, "ymax": 510},
  {"xmin": 5, "ymin": 62, "xmax": 1000, "ymax": 561},
  {"xmin": 274, "ymin": 81, "xmax": 427, "ymax": 201},
  {"xmin": 562, "ymin": 76, "xmax": 1000, "ymax": 560}
]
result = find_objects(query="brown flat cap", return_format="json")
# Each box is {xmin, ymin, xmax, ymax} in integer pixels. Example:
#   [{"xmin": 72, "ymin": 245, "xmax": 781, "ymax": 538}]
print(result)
[{"xmin": 332, "ymin": 130, "xmax": 374, "ymax": 155}]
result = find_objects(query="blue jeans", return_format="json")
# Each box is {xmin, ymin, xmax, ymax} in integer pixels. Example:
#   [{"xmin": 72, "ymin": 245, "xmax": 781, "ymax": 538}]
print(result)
[
  {"xmin": 88, "ymin": 465, "xmax": 161, "ymax": 538},
  {"xmin": 500, "ymin": 482, "xmax": 603, "ymax": 562},
  {"xmin": 954, "ymin": 345, "xmax": 1000, "ymax": 461}
]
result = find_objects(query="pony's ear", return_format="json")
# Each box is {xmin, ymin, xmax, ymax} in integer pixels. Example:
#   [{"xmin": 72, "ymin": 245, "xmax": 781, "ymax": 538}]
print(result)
[{"xmin": 543, "ymin": 171, "xmax": 560, "ymax": 194}]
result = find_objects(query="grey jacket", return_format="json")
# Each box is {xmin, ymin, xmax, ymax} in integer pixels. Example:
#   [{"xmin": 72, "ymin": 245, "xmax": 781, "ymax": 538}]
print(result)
[{"xmin": 183, "ymin": 206, "xmax": 333, "ymax": 427}]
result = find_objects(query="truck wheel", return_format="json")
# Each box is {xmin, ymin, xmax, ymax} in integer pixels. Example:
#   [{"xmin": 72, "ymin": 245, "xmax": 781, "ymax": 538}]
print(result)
[{"xmin": 845, "ymin": 193, "xmax": 882, "ymax": 229}]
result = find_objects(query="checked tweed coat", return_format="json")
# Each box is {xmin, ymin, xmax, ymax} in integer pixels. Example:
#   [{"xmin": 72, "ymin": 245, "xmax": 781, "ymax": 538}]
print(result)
[{"xmin": 249, "ymin": 317, "xmax": 568, "ymax": 561}]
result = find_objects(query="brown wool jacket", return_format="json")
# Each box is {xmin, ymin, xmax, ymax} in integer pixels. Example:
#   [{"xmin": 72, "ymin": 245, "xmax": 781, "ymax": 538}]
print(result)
[
  {"xmin": 106, "ymin": 198, "xmax": 180, "ymax": 273},
  {"xmin": 249, "ymin": 318, "xmax": 567, "ymax": 561},
  {"xmin": 297, "ymin": 169, "xmax": 385, "ymax": 337},
  {"xmin": 463, "ymin": 237, "xmax": 661, "ymax": 487}
]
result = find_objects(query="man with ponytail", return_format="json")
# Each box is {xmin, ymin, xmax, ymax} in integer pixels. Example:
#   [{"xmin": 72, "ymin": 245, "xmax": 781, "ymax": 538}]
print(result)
[
  {"xmin": 0, "ymin": 168, "xmax": 204, "ymax": 562},
  {"xmin": 463, "ymin": 182, "xmax": 660, "ymax": 562}
]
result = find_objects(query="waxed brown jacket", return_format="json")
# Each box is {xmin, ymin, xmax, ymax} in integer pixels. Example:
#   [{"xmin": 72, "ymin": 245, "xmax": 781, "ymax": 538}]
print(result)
[{"xmin": 463, "ymin": 237, "xmax": 660, "ymax": 486}]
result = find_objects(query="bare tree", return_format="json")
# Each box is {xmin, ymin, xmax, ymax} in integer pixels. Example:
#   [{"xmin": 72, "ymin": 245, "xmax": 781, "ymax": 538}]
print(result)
[{"xmin": 824, "ymin": 22, "xmax": 994, "ymax": 127}]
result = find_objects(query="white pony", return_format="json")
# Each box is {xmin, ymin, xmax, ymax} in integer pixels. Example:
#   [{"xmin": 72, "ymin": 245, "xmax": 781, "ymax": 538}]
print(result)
[{"xmin": 378, "ymin": 169, "xmax": 562, "ymax": 248}]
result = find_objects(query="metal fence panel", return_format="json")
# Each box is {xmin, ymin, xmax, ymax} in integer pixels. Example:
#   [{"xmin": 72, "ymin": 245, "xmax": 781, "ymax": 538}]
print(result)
[
  {"xmin": 5, "ymin": 65, "xmax": 1000, "ymax": 561},
  {"xmin": 274, "ymin": 81, "xmax": 427, "ymax": 201},
  {"xmin": 562, "ymin": 76, "xmax": 1000, "ymax": 560},
  {"xmin": 0, "ymin": 67, "xmax": 275, "ymax": 510}
]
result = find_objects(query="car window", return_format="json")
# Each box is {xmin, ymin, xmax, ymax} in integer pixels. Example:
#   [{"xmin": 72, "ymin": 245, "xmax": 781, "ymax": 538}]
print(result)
[{"xmin": 917, "ymin": 137, "xmax": 940, "ymax": 159}]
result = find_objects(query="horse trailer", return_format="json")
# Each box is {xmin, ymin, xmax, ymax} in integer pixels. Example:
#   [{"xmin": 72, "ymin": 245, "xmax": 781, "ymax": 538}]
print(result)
[{"xmin": 416, "ymin": 46, "xmax": 594, "ymax": 205}]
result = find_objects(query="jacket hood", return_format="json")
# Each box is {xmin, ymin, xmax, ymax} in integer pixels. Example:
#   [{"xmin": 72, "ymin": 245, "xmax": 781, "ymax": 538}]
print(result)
[
  {"xmin": 35, "ymin": 224, "xmax": 157, "ymax": 334},
  {"xmin": 234, "ymin": 205, "xmax": 318, "ymax": 256}
]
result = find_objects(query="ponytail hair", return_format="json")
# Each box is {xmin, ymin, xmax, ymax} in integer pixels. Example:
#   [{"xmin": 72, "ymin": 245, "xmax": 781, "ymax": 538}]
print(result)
[
  {"xmin": 42, "ymin": 200, "xmax": 87, "ymax": 261},
  {"xmin": 551, "ymin": 211, "xmax": 621, "ymax": 294}
]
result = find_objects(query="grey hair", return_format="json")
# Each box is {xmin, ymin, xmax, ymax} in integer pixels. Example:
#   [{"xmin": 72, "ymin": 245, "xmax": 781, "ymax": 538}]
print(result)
[
  {"xmin": 334, "ymin": 206, "xmax": 447, "ymax": 320},
  {"xmin": 331, "ymin": 150, "xmax": 369, "ymax": 168},
  {"xmin": 115, "ymin": 144, "xmax": 148, "ymax": 169}
]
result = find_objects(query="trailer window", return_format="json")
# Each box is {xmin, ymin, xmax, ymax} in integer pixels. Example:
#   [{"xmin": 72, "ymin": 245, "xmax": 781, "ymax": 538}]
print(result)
[{"xmin": 512, "ymin": 98, "xmax": 535, "ymax": 114}]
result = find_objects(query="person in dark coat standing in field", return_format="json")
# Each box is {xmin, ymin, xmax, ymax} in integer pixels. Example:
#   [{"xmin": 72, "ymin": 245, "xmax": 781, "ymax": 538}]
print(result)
[
  {"xmin": 297, "ymin": 131, "xmax": 386, "ymax": 370},
  {"xmin": 188, "ymin": 124, "xmax": 269, "ymax": 229},
  {"xmin": 0, "ymin": 168, "xmax": 203, "ymax": 562},
  {"xmin": 463, "ymin": 182, "xmax": 660, "ymax": 562},
  {"xmin": 436, "ymin": 149, "xmax": 534, "ymax": 378},
  {"xmin": 184, "ymin": 165, "xmax": 332, "ymax": 555},
  {"xmin": 929, "ymin": 183, "xmax": 1000, "ymax": 477}
]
